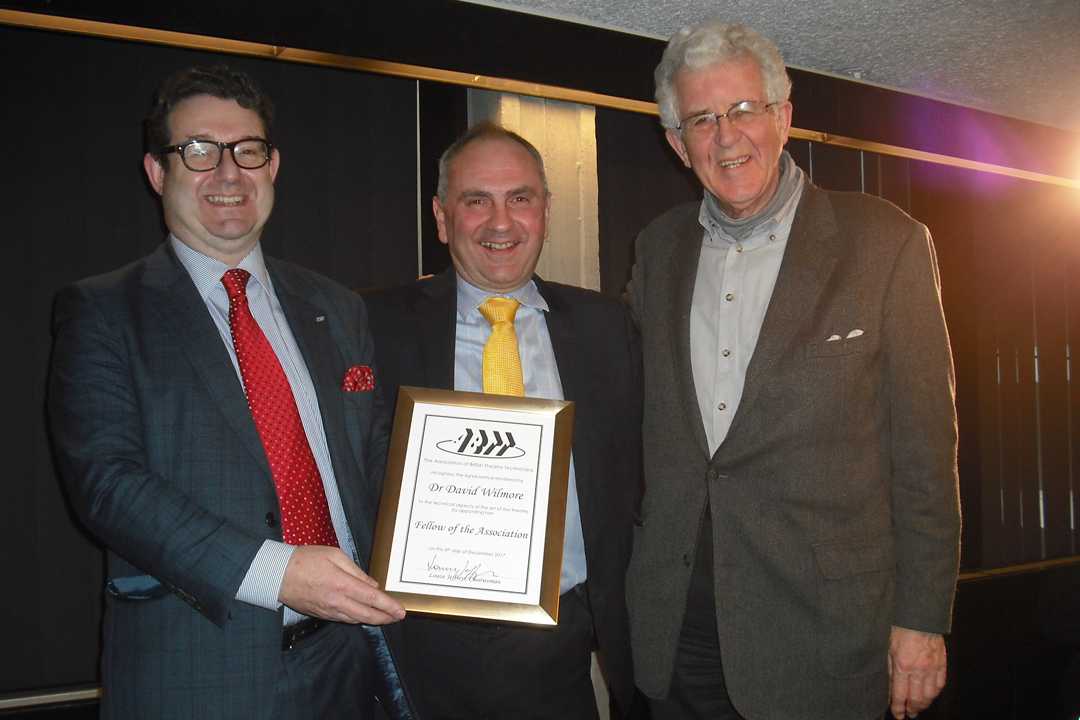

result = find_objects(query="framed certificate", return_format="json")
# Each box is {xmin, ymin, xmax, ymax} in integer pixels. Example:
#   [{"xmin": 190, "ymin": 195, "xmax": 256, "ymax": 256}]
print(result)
[{"xmin": 370, "ymin": 386, "xmax": 574, "ymax": 625}]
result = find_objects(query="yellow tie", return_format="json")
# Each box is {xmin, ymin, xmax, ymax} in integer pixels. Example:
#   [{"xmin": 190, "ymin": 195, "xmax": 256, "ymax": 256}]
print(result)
[{"xmin": 479, "ymin": 297, "xmax": 525, "ymax": 397}]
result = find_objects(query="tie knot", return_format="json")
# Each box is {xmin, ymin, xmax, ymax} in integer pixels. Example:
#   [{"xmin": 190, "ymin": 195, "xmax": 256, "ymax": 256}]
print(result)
[
  {"xmin": 221, "ymin": 268, "xmax": 252, "ymax": 301},
  {"xmin": 479, "ymin": 297, "xmax": 520, "ymax": 327}
]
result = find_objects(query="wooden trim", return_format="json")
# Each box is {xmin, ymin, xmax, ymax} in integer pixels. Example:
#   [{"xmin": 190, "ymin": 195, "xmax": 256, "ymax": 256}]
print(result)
[
  {"xmin": 3, "ymin": 8, "xmax": 1079, "ymax": 190},
  {"xmin": 958, "ymin": 554, "xmax": 1080, "ymax": 583},
  {"xmin": 0, "ymin": 687, "xmax": 100, "ymax": 711}
]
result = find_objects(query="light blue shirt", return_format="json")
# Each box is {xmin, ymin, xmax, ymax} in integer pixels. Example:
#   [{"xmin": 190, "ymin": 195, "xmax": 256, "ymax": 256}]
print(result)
[
  {"xmin": 171, "ymin": 236, "xmax": 357, "ymax": 625},
  {"xmin": 455, "ymin": 276, "xmax": 587, "ymax": 594}
]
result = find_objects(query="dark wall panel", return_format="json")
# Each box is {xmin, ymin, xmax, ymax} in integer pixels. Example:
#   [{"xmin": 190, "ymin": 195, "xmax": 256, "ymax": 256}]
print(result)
[
  {"xmin": 595, "ymin": 107, "xmax": 698, "ymax": 297},
  {"xmin": 2, "ymin": 23, "xmax": 417, "ymax": 694},
  {"xmin": 417, "ymin": 81, "xmax": 469, "ymax": 279}
]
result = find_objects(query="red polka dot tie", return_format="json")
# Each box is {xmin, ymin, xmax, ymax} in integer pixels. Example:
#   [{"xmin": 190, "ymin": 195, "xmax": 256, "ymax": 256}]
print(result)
[{"xmin": 222, "ymin": 269, "xmax": 339, "ymax": 547}]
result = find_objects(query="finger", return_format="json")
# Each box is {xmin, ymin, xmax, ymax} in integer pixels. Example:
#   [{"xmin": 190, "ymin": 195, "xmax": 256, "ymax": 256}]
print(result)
[
  {"xmin": 935, "ymin": 664, "xmax": 947, "ymax": 691},
  {"xmin": 890, "ymin": 671, "xmax": 911, "ymax": 720},
  {"xmin": 335, "ymin": 592, "xmax": 405, "ymax": 625},
  {"xmin": 905, "ymin": 672, "xmax": 928, "ymax": 714},
  {"xmin": 327, "ymin": 553, "xmax": 381, "ymax": 587},
  {"xmin": 340, "ymin": 579, "xmax": 405, "ymax": 621},
  {"xmin": 911, "ymin": 669, "xmax": 942, "ymax": 713}
]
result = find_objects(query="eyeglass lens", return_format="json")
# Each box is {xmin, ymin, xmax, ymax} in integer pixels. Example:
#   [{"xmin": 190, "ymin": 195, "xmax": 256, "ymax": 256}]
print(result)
[
  {"xmin": 181, "ymin": 140, "xmax": 271, "ymax": 171},
  {"xmin": 684, "ymin": 101, "xmax": 769, "ymax": 133}
]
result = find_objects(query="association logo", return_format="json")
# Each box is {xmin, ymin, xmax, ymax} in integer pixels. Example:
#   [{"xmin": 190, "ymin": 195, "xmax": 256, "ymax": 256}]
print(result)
[{"xmin": 436, "ymin": 427, "xmax": 526, "ymax": 459}]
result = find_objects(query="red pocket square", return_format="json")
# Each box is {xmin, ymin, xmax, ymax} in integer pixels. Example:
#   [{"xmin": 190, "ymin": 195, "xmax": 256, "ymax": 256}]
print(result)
[{"xmin": 342, "ymin": 365, "xmax": 375, "ymax": 392}]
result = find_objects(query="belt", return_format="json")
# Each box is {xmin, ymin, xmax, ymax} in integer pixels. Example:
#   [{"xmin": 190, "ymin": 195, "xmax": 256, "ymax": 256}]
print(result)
[{"xmin": 282, "ymin": 617, "xmax": 326, "ymax": 651}]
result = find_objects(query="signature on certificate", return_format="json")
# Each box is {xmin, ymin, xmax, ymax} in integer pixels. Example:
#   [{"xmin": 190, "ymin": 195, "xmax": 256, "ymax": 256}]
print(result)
[{"xmin": 426, "ymin": 554, "xmax": 501, "ymax": 584}]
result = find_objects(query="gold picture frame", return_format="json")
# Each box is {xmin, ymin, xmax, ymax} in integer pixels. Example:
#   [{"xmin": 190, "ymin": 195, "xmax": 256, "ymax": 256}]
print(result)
[{"xmin": 370, "ymin": 386, "xmax": 574, "ymax": 625}]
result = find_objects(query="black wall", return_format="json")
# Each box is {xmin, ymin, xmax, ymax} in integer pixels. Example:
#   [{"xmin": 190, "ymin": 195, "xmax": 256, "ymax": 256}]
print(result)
[
  {"xmin": 2, "ymin": 23, "xmax": 418, "ymax": 695},
  {"xmin": 2, "ymin": 3, "xmax": 1079, "ymax": 717}
]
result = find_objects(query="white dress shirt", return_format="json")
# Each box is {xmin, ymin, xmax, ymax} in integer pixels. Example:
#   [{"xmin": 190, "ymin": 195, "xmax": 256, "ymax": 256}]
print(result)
[{"xmin": 691, "ymin": 183, "xmax": 803, "ymax": 454}]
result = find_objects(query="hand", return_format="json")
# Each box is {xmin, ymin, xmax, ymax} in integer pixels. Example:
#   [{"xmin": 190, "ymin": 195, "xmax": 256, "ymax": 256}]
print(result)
[
  {"xmin": 888, "ymin": 625, "xmax": 947, "ymax": 718},
  {"xmin": 278, "ymin": 545, "xmax": 406, "ymax": 625}
]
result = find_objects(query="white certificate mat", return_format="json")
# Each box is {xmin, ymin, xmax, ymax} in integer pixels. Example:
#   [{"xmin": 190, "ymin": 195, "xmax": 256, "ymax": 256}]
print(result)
[{"xmin": 371, "ymin": 387, "xmax": 574, "ymax": 625}]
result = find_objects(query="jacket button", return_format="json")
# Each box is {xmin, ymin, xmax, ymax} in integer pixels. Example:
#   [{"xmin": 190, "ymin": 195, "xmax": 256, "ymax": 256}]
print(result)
[
  {"xmin": 707, "ymin": 468, "xmax": 719, "ymax": 481},
  {"xmin": 682, "ymin": 553, "xmax": 692, "ymax": 567},
  {"xmin": 265, "ymin": 512, "xmax": 278, "ymax": 528}
]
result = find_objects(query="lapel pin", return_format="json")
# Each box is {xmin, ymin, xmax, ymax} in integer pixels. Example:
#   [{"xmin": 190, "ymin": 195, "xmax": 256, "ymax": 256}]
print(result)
[{"xmin": 315, "ymin": 315, "xmax": 326, "ymax": 323}]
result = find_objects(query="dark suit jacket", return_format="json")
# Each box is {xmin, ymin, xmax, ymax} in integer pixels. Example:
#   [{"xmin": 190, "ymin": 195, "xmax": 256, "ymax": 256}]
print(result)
[
  {"xmin": 48, "ymin": 243, "xmax": 390, "ymax": 719},
  {"xmin": 626, "ymin": 183, "xmax": 962, "ymax": 720},
  {"xmin": 364, "ymin": 270, "xmax": 642, "ymax": 714}
]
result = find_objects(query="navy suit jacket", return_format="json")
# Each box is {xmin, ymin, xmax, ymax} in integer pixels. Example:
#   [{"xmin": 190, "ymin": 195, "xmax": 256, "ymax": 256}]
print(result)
[
  {"xmin": 48, "ymin": 243, "xmax": 391, "ymax": 718},
  {"xmin": 364, "ymin": 270, "xmax": 643, "ymax": 714}
]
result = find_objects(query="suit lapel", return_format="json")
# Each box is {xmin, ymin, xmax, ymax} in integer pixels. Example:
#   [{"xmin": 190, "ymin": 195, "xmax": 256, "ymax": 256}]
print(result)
[
  {"xmin": 667, "ymin": 213, "xmax": 711, "ymax": 457},
  {"xmin": 142, "ymin": 245, "xmax": 272, "ymax": 477},
  {"xmin": 533, "ymin": 277, "xmax": 594, "ymax": 516},
  {"xmin": 268, "ymin": 261, "xmax": 375, "ymax": 555},
  {"xmin": 535, "ymin": 278, "xmax": 578, "ymax": 398},
  {"xmin": 269, "ymin": 262, "xmax": 348, "ymax": 474},
  {"xmin": 727, "ymin": 184, "xmax": 842, "ymax": 442},
  {"xmin": 415, "ymin": 270, "xmax": 458, "ymax": 390}
]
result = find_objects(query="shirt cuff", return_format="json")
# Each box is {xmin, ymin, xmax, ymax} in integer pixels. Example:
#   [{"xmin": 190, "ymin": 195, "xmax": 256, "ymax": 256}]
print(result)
[{"xmin": 235, "ymin": 539, "xmax": 295, "ymax": 610}]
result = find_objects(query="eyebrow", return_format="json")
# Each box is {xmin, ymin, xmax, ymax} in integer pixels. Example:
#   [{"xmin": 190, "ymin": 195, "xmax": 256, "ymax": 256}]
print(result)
[
  {"xmin": 458, "ymin": 189, "xmax": 493, "ymax": 202},
  {"xmin": 457, "ymin": 186, "xmax": 538, "ymax": 201}
]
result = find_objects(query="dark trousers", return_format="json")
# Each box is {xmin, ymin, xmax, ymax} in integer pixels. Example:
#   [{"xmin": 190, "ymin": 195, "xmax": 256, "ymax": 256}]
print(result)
[
  {"xmin": 271, "ymin": 622, "xmax": 376, "ymax": 720},
  {"xmin": 400, "ymin": 584, "xmax": 599, "ymax": 720},
  {"xmin": 650, "ymin": 509, "xmax": 745, "ymax": 720}
]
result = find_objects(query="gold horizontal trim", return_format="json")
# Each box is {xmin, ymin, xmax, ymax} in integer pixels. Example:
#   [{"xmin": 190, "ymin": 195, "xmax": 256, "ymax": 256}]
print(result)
[
  {"xmin": 0, "ymin": 9, "xmax": 654, "ymax": 116},
  {"xmin": 2, "ymin": 9, "xmax": 1078, "ymax": 190},
  {"xmin": 958, "ymin": 553, "xmax": 1080, "ymax": 583},
  {"xmin": 3, "ymin": 8, "xmax": 1078, "ymax": 190},
  {"xmin": 789, "ymin": 128, "xmax": 1080, "ymax": 190},
  {"xmin": 0, "ymin": 687, "xmax": 100, "ymax": 711}
]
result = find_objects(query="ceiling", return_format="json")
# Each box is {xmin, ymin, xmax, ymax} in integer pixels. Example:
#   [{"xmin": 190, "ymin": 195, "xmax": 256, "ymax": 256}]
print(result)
[{"xmin": 466, "ymin": 0, "xmax": 1080, "ymax": 134}]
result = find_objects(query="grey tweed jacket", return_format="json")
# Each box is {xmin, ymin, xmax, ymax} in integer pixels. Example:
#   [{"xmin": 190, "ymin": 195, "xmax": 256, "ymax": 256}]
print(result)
[{"xmin": 626, "ymin": 182, "xmax": 961, "ymax": 720}]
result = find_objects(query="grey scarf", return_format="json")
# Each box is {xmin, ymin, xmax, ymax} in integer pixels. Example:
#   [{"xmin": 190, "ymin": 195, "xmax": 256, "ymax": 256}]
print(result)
[{"xmin": 701, "ymin": 150, "xmax": 804, "ymax": 243}]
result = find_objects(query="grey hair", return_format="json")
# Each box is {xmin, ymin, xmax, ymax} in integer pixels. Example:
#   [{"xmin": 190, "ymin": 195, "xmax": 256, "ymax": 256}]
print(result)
[
  {"xmin": 654, "ymin": 20, "xmax": 792, "ymax": 129},
  {"xmin": 436, "ymin": 122, "xmax": 549, "ymax": 202}
]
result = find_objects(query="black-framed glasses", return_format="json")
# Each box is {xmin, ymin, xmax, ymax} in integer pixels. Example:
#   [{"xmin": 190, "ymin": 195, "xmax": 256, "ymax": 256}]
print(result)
[
  {"xmin": 677, "ymin": 100, "xmax": 781, "ymax": 136},
  {"xmin": 159, "ymin": 138, "xmax": 274, "ymax": 172}
]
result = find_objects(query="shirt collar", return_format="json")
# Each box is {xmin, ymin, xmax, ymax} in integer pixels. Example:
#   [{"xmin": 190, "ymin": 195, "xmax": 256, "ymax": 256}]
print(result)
[
  {"xmin": 170, "ymin": 235, "xmax": 272, "ymax": 301},
  {"xmin": 455, "ymin": 274, "xmax": 549, "ymax": 320}
]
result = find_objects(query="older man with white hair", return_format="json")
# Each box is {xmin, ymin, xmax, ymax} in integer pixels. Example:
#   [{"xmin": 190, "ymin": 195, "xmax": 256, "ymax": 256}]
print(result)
[{"xmin": 626, "ymin": 20, "xmax": 961, "ymax": 720}]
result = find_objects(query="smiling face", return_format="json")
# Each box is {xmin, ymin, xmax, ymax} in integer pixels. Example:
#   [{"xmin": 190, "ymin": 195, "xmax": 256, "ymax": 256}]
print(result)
[
  {"xmin": 666, "ymin": 57, "xmax": 792, "ymax": 219},
  {"xmin": 143, "ymin": 94, "xmax": 279, "ymax": 266},
  {"xmin": 433, "ymin": 136, "xmax": 549, "ymax": 293}
]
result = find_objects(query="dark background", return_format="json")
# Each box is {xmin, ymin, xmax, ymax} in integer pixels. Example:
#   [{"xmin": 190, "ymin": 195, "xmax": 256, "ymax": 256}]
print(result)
[{"xmin": 1, "ymin": 1, "xmax": 1078, "ymax": 717}]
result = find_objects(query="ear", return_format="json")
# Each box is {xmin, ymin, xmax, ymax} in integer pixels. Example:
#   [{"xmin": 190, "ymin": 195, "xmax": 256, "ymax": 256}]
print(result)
[
  {"xmin": 432, "ymin": 196, "xmax": 449, "ymax": 245},
  {"xmin": 268, "ymin": 147, "xmax": 281, "ymax": 182},
  {"xmin": 775, "ymin": 101, "xmax": 794, "ymax": 146},
  {"xmin": 143, "ymin": 153, "xmax": 166, "ymax": 196},
  {"xmin": 665, "ymin": 128, "xmax": 692, "ymax": 169},
  {"xmin": 542, "ymin": 192, "xmax": 552, "ymax": 240}
]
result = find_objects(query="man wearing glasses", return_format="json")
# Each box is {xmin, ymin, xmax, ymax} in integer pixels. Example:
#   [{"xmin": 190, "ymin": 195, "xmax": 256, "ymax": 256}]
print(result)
[
  {"xmin": 626, "ymin": 20, "xmax": 960, "ymax": 720},
  {"xmin": 48, "ymin": 65, "xmax": 410, "ymax": 719}
]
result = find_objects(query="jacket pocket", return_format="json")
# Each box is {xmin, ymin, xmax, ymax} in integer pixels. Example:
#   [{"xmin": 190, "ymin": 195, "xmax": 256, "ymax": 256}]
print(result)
[{"xmin": 813, "ymin": 539, "xmax": 894, "ymax": 678}]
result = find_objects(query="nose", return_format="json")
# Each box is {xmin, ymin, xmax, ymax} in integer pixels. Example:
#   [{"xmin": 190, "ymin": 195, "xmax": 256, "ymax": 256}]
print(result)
[
  {"xmin": 490, "ymin": 200, "xmax": 512, "ymax": 231},
  {"xmin": 213, "ymin": 147, "xmax": 242, "ymax": 180},
  {"xmin": 713, "ymin": 114, "xmax": 741, "ymax": 146}
]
